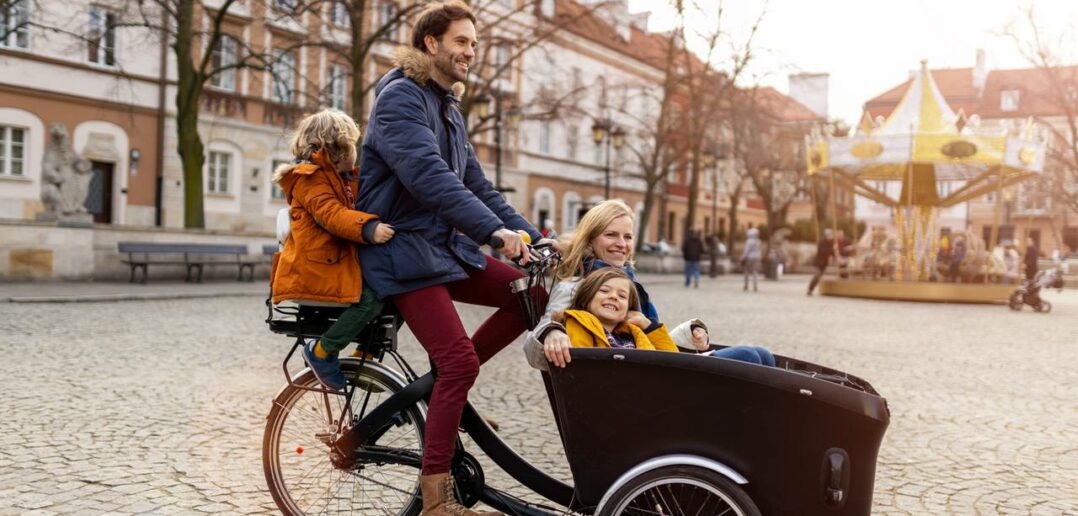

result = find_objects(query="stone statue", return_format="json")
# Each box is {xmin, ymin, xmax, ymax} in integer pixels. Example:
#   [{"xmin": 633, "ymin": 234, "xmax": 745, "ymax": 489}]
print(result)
[{"xmin": 37, "ymin": 123, "xmax": 93, "ymax": 223}]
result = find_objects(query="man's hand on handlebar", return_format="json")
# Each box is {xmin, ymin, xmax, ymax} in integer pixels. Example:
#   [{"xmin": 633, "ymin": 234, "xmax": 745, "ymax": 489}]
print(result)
[
  {"xmin": 542, "ymin": 329, "xmax": 572, "ymax": 368},
  {"xmin": 490, "ymin": 228, "xmax": 530, "ymax": 264}
]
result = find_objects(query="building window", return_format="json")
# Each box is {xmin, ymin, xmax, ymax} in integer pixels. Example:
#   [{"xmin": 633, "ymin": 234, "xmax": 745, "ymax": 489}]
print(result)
[
  {"xmin": 270, "ymin": 159, "xmax": 288, "ymax": 199},
  {"xmin": 274, "ymin": 0, "xmax": 297, "ymax": 13},
  {"xmin": 1000, "ymin": 89, "xmax": 1020, "ymax": 112},
  {"xmin": 210, "ymin": 36, "xmax": 238, "ymax": 91},
  {"xmin": 0, "ymin": 0, "xmax": 29, "ymax": 49},
  {"xmin": 207, "ymin": 151, "xmax": 231, "ymax": 194},
  {"xmin": 539, "ymin": 121, "xmax": 550, "ymax": 154},
  {"xmin": 330, "ymin": 0, "xmax": 349, "ymax": 26},
  {"xmin": 272, "ymin": 50, "xmax": 296, "ymax": 104},
  {"xmin": 0, "ymin": 125, "xmax": 26, "ymax": 177},
  {"xmin": 494, "ymin": 44, "xmax": 510, "ymax": 72},
  {"xmin": 328, "ymin": 64, "xmax": 346, "ymax": 110},
  {"xmin": 378, "ymin": 1, "xmax": 398, "ymax": 40},
  {"xmin": 88, "ymin": 6, "xmax": 117, "ymax": 66},
  {"xmin": 539, "ymin": 0, "xmax": 554, "ymax": 18}
]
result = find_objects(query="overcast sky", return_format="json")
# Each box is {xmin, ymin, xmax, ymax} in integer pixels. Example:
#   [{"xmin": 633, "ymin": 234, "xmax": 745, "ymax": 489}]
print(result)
[{"xmin": 628, "ymin": 0, "xmax": 1078, "ymax": 124}]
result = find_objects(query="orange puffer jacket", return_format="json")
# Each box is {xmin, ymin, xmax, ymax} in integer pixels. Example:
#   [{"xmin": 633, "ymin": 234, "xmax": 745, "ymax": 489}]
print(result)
[{"xmin": 270, "ymin": 150, "xmax": 379, "ymax": 305}]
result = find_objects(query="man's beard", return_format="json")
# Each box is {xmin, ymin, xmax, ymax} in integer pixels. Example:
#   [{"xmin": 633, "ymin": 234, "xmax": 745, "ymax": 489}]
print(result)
[{"xmin": 434, "ymin": 49, "xmax": 467, "ymax": 83}]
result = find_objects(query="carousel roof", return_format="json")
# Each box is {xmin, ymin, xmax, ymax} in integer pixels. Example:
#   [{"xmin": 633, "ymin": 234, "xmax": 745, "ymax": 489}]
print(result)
[{"xmin": 806, "ymin": 61, "xmax": 1047, "ymax": 207}]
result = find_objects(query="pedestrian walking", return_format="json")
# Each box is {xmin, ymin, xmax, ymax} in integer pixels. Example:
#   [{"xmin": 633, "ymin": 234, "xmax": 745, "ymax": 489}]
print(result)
[
  {"xmin": 540, "ymin": 218, "xmax": 556, "ymax": 239},
  {"xmin": 355, "ymin": 2, "xmax": 554, "ymax": 513},
  {"xmin": 682, "ymin": 229, "xmax": 704, "ymax": 288},
  {"xmin": 1024, "ymin": 237, "xmax": 1039, "ymax": 282},
  {"xmin": 806, "ymin": 228, "xmax": 834, "ymax": 295},
  {"xmin": 741, "ymin": 227, "xmax": 761, "ymax": 292},
  {"xmin": 950, "ymin": 235, "xmax": 966, "ymax": 283},
  {"xmin": 705, "ymin": 233, "xmax": 719, "ymax": 277},
  {"xmin": 1002, "ymin": 244, "xmax": 1020, "ymax": 285}
]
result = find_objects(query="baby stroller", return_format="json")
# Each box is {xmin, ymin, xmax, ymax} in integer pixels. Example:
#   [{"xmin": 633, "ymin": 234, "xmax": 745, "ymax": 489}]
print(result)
[{"xmin": 1008, "ymin": 268, "xmax": 1064, "ymax": 312}]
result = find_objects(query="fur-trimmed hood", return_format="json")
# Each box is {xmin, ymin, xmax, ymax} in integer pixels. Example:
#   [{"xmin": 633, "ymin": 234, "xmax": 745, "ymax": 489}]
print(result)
[
  {"xmin": 392, "ymin": 46, "xmax": 466, "ymax": 98},
  {"xmin": 271, "ymin": 161, "xmax": 299, "ymax": 184},
  {"xmin": 271, "ymin": 149, "xmax": 336, "ymax": 196}
]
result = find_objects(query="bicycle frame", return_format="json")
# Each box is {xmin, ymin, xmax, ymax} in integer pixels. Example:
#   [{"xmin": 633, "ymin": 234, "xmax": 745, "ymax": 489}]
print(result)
[
  {"xmin": 269, "ymin": 245, "xmax": 567, "ymax": 514},
  {"xmin": 328, "ymin": 246, "xmax": 571, "ymax": 515},
  {"xmin": 331, "ymin": 370, "xmax": 576, "ymax": 515}
]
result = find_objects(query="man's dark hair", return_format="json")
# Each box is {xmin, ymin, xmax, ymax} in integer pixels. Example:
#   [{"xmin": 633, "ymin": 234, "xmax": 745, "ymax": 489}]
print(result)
[{"xmin": 411, "ymin": 1, "xmax": 477, "ymax": 52}]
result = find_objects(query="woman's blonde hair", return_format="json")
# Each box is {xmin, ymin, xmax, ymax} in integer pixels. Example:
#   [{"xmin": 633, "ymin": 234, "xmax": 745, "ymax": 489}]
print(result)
[
  {"xmin": 555, "ymin": 199, "xmax": 635, "ymax": 280},
  {"xmin": 289, "ymin": 109, "xmax": 361, "ymax": 167}
]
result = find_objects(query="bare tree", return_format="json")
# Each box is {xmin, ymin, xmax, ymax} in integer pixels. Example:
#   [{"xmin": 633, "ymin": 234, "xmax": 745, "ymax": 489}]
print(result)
[
  {"xmin": 460, "ymin": 0, "xmax": 614, "ymax": 135},
  {"xmin": 115, "ymin": 1, "xmax": 284, "ymax": 229},
  {"xmin": 728, "ymin": 86, "xmax": 807, "ymax": 249},
  {"xmin": 286, "ymin": 1, "xmax": 421, "ymax": 126},
  {"xmin": 673, "ymin": 0, "xmax": 760, "ymax": 236},
  {"xmin": 1004, "ymin": 6, "xmax": 1078, "ymax": 218}
]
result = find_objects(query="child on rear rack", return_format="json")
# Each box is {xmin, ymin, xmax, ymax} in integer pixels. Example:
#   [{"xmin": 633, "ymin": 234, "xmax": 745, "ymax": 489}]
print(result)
[{"xmin": 270, "ymin": 109, "xmax": 394, "ymax": 390}]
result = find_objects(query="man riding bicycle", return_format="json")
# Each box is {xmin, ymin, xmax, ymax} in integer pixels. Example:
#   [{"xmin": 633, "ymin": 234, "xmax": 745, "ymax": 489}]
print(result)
[{"xmin": 356, "ymin": 2, "xmax": 552, "ymax": 514}]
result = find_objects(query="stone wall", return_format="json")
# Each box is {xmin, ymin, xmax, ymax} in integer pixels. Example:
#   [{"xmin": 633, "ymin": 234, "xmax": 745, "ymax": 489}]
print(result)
[{"xmin": 0, "ymin": 219, "xmax": 276, "ymax": 281}]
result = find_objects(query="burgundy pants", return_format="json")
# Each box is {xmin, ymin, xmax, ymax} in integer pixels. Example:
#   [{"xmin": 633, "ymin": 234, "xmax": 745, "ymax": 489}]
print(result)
[{"xmin": 392, "ymin": 256, "xmax": 542, "ymax": 475}]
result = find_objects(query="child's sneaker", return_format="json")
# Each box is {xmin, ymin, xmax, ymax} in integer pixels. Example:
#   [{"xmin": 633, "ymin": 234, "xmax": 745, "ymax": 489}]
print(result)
[{"xmin": 302, "ymin": 339, "xmax": 347, "ymax": 391}]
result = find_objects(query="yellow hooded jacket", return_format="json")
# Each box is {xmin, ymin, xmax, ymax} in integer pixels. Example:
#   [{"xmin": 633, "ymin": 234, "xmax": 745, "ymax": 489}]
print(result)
[{"xmin": 559, "ymin": 309, "xmax": 678, "ymax": 352}]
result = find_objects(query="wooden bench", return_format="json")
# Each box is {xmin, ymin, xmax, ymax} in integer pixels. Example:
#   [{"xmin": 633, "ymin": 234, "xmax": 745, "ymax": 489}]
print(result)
[{"xmin": 118, "ymin": 242, "xmax": 257, "ymax": 283}]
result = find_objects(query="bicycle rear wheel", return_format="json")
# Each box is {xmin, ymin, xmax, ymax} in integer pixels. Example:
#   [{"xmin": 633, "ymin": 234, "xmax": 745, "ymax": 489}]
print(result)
[{"xmin": 263, "ymin": 359, "xmax": 426, "ymax": 515}]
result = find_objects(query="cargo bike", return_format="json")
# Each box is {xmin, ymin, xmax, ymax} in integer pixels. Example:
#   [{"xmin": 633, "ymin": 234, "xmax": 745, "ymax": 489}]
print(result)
[{"xmin": 262, "ymin": 243, "xmax": 890, "ymax": 515}]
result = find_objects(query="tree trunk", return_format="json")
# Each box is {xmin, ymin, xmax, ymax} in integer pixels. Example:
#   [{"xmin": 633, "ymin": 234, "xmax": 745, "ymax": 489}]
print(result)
[
  {"xmin": 685, "ymin": 147, "xmax": 701, "ymax": 238},
  {"xmin": 725, "ymin": 192, "xmax": 740, "ymax": 252},
  {"xmin": 349, "ymin": 0, "xmax": 369, "ymax": 127},
  {"xmin": 636, "ymin": 179, "xmax": 659, "ymax": 252},
  {"xmin": 174, "ymin": 0, "xmax": 205, "ymax": 229}
]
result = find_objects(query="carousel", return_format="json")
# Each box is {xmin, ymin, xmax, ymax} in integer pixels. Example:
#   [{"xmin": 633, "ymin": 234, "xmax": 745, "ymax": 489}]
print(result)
[{"xmin": 806, "ymin": 61, "xmax": 1047, "ymax": 303}]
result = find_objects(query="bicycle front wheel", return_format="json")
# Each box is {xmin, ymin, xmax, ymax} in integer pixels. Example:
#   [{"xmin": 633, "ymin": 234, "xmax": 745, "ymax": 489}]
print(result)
[{"xmin": 263, "ymin": 359, "xmax": 426, "ymax": 515}]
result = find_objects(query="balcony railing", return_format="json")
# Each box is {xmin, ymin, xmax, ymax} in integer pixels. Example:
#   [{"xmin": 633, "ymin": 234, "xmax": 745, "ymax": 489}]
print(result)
[
  {"xmin": 263, "ymin": 100, "xmax": 305, "ymax": 127},
  {"xmin": 201, "ymin": 89, "xmax": 247, "ymax": 119}
]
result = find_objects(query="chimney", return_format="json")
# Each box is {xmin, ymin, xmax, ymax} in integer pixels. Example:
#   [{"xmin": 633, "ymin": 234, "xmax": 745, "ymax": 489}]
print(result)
[
  {"xmin": 973, "ymin": 49, "xmax": 987, "ymax": 95},
  {"xmin": 788, "ymin": 73, "xmax": 829, "ymax": 119}
]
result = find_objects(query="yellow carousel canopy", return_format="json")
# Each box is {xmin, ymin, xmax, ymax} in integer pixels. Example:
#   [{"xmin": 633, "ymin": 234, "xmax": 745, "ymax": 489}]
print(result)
[{"xmin": 807, "ymin": 60, "xmax": 1046, "ymax": 193}]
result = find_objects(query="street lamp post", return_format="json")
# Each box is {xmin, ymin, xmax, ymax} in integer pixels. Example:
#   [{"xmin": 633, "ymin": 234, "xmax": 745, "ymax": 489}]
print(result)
[
  {"xmin": 591, "ymin": 119, "xmax": 625, "ymax": 199},
  {"xmin": 474, "ymin": 93, "xmax": 522, "ymax": 194}
]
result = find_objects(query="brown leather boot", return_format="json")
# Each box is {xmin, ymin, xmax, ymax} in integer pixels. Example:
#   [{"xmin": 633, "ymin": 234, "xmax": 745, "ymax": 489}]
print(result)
[{"xmin": 419, "ymin": 473, "xmax": 502, "ymax": 516}]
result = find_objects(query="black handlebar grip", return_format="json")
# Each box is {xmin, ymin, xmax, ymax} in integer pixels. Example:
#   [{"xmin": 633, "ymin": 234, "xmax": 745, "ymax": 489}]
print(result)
[{"xmin": 489, "ymin": 236, "xmax": 504, "ymax": 249}]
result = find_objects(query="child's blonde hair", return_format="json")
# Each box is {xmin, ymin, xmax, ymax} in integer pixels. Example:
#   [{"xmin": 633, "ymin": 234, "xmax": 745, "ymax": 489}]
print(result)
[{"xmin": 289, "ymin": 109, "xmax": 361, "ymax": 167}]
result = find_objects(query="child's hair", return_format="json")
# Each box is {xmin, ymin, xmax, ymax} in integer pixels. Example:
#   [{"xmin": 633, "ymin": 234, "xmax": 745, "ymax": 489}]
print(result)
[
  {"xmin": 289, "ymin": 109, "xmax": 361, "ymax": 166},
  {"xmin": 556, "ymin": 199, "xmax": 635, "ymax": 280},
  {"xmin": 570, "ymin": 268, "xmax": 639, "ymax": 314}
]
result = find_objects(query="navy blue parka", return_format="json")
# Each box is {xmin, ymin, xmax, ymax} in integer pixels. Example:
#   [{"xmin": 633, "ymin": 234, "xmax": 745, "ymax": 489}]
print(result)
[{"xmin": 356, "ymin": 47, "xmax": 540, "ymax": 298}]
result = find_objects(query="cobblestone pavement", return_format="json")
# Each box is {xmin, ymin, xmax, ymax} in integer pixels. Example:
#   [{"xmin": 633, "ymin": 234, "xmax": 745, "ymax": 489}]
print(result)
[{"xmin": 1, "ymin": 275, "xmax": 1075, "ymax": 515}]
